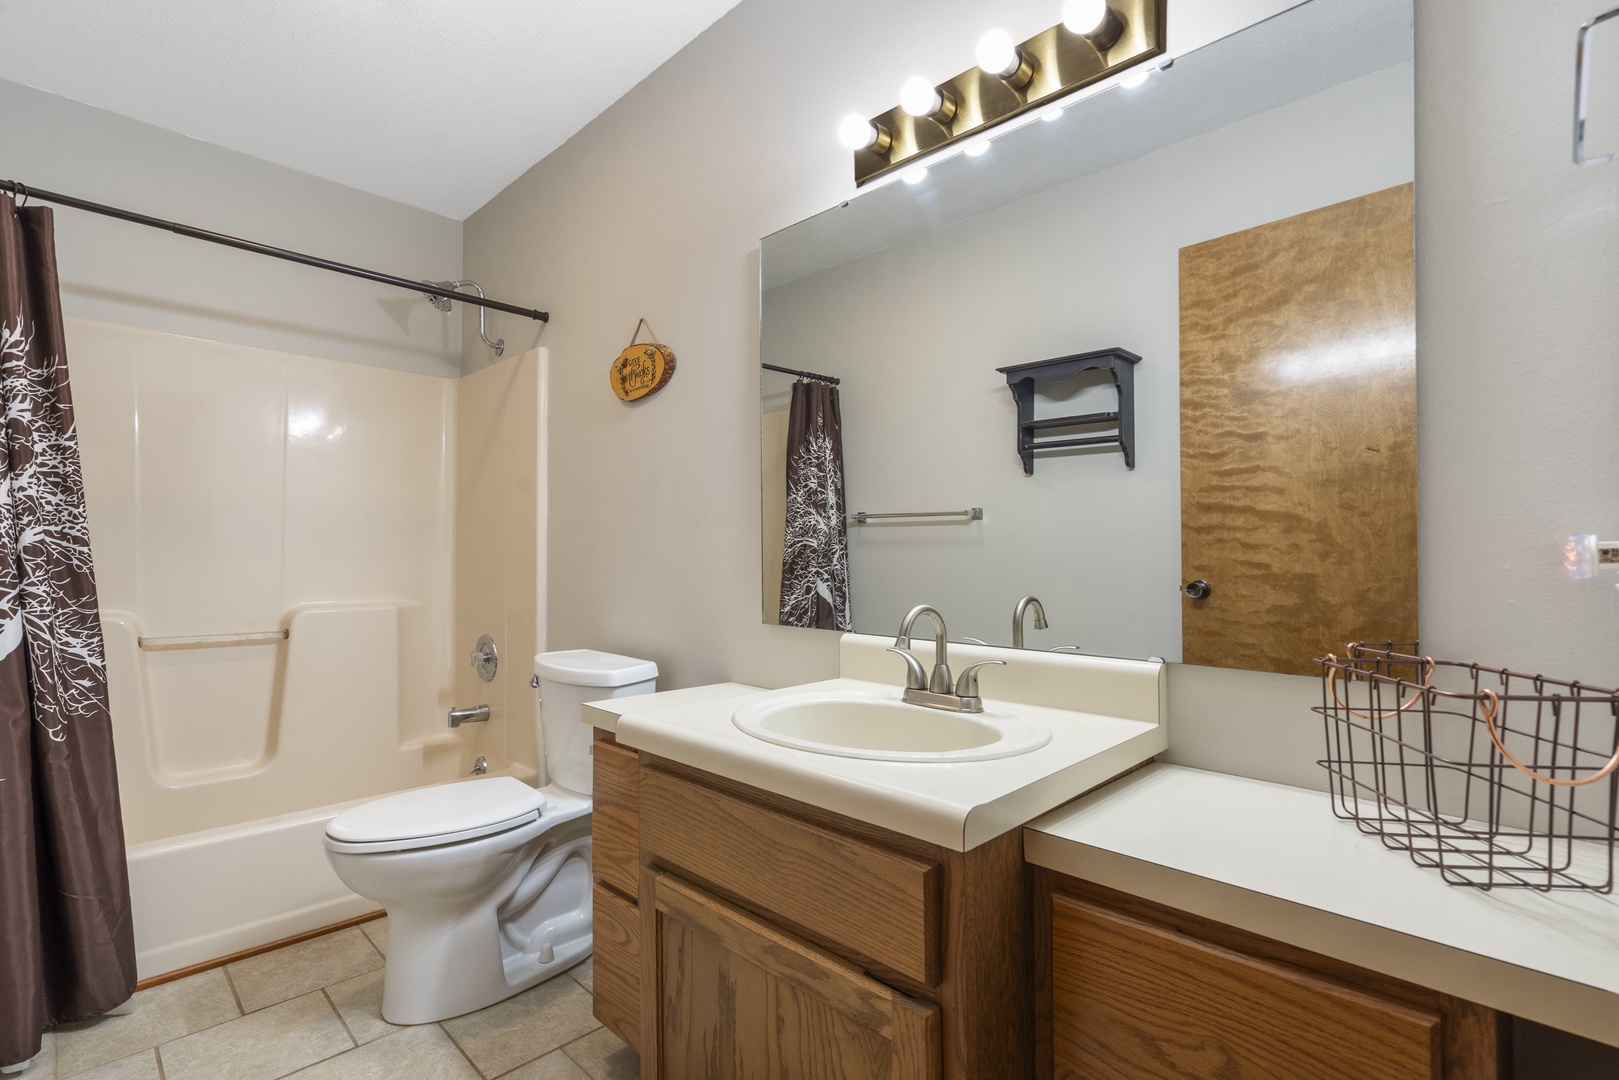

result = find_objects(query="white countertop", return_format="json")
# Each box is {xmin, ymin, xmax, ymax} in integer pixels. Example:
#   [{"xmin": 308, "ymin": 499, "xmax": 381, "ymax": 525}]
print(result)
[
  {"xmin": 1025, "ymin": 763, "xmax": 1619, "ymax": 1048},
  {"xmin": 582, "ymin": 635, "xmax": 1168, "ymax": 851}
]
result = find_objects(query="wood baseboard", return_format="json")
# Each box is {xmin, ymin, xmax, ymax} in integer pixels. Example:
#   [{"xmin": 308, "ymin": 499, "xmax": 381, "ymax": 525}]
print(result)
[{"xmin": 134, "ymin": 909, "xmax": 386, "ymax": 992}]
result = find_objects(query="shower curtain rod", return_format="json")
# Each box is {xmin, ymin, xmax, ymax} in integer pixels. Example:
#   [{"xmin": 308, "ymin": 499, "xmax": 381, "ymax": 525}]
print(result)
[
  {"xmin": 0, "ymin": 178, "xmax": 550, "ymax": 323},
  {"xmin": 761, "ymin": 362, "xmax": 840, "ymax": 385}
]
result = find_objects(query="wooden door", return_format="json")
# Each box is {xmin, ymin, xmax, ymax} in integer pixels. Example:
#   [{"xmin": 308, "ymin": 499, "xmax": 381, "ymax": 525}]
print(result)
[
  {"xmin": 641, "ymin": 870, "xmax": 940, "ymax": 1080},
  {"xmin": 1050, "ymin": 895, "xmax": 1443, "ymax": 1080},
  {"xmin": 1180, "ymin": 184, "xmax": 1417, "ymax": 674}
]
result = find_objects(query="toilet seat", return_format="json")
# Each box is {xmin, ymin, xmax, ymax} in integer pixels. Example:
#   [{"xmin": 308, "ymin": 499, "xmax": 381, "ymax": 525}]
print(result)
[{"xmin": 326, "ymin": 776, "xmax": 547, "ymax": 854}]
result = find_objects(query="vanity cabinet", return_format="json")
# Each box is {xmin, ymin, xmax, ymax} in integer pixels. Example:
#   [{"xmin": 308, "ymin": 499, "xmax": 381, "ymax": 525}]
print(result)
[
  {"xmin": 1033, "ymin": 870, "xmax": 1510, "ymax": 1080},
  {"xmin": 590, "ymin": 730, "xmax": 1031, "ymax": 1080}
]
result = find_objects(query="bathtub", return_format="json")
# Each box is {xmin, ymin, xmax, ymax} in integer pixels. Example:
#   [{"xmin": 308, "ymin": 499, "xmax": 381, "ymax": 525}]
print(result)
[{"xmin": 128, "ymin": 767, "xmax": 535, "ymax": 982}]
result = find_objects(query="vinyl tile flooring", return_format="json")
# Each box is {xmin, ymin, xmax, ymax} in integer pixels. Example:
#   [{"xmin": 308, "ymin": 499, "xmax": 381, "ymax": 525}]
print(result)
[{"xmin": 27, "ymin": 918, "xmax": 635, "ymax": 1080}]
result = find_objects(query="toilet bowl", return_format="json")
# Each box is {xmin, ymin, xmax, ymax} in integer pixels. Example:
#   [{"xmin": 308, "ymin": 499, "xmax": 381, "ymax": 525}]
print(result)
[{"xmin": 323, "ymin": 649, "xmax": 657, "ymax": 1024}]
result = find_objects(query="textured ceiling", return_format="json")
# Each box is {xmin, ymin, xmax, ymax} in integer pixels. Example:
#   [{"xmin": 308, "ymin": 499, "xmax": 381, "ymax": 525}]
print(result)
[{"xmin": 5, "ymin": 0, "xmax": 746, "ymax": 219}]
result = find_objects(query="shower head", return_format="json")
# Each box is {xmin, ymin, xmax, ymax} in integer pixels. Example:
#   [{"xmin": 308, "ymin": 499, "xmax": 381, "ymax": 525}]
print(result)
[
  {"xmin": 421, "ymin": 279, "xmax": 504, "ymax": 356},
  {"xmin": 422, "ymin": 281, "xmax": 456, "ymax": 312}
]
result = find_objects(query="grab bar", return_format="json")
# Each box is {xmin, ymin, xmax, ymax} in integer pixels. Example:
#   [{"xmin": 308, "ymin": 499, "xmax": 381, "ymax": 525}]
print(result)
[
  {"xmin": 850, "ymin": 508, "xmax": 983, "ymax": 524},
  {"xmin": 137, "ymin": 630, "xmax": 289, "ymax": 650}
]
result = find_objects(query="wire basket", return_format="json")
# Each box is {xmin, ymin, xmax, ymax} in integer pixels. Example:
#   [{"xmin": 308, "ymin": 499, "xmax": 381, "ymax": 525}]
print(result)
[{"xmin": 1316, "ymin": 643, "xmax": 1619, "ymax": 892}]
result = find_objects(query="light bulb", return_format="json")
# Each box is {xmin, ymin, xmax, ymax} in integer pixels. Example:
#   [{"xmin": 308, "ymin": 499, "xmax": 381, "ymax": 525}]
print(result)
[
  {"xmin": 1063, "ymin": 0, "xmax": 1110, "ymax": 34},
  {"xmin": 900, "ymin": 76, "xmax": 943, "ymax": 118},
  {"xmin": 976, "ymin": 29, "xmax": 1019, "ymax": 77},
  {"xmin": 838, "ymin": 114, "xmax": 877, "ymax": 151},
  {"xmin": 1119, "ymin": 63, "xmax": 1153, "ymax": 89},
  {"xmin": 964, "ymin": 141, "xmax": 990, "ymax": 158},
  {"xmin": 901, "ymin": 165, "xmax": 929, "ymax": 185},
  {"xmin": 1040, "ymin": 105, "xmax": 1065, "ymax": 122}
]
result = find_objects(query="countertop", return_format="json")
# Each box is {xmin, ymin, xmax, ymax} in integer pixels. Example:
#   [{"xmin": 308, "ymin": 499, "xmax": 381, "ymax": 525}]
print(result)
[
  {"xmin": 1025, "ymin": 763, "xmax": 1619, "ymax": 1049},
  {"xmin": 582, "ymin": 635, "xmax": 1168, "ymax": 851}
]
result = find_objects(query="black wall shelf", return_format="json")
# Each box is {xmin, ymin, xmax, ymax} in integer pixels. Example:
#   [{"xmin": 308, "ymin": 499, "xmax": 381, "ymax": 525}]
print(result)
[{"xmin": 997, "ymin": 348, "xmax": 1141, "ymax": 474}]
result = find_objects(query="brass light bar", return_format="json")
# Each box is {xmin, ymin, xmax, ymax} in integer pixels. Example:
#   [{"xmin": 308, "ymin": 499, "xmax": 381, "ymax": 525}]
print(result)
[{"xmin": 850, "ymin": 0, "xmax": 1167, "ymax": 186}]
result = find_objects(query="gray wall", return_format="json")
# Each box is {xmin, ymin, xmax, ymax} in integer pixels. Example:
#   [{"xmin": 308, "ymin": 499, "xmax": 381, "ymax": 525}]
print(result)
[
  {"xmin": 487, "ymin": 0, "xmax": 1609, "ymax": 1066},
  {"xmin": 762, "ymin": 65, "xmax": 1413, "ymax": 657},
  {"xmin": 1419, "ymin": 2, "xmax": 1619, "ymax": 686},
  {"xmin": 0, "ymin": 79, "xmax": 464, "ymax": 377},
  {"xmin": 462, "ymin": 0, "xmax": 1304, "ymax": 696}
]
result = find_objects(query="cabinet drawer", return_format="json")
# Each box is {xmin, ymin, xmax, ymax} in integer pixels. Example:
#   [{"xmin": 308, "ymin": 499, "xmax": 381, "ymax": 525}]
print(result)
[
  {"xmin": 591, "ymin": 882, "xmax": 641, "ymax": 1050},
  {"xmin": 1050, "ymin": 894, "xmax": 1441, "ymax": 1080},
  {"xmin": 645, "ymin": 871, "xmax": 940, "ymax": 1080},
  {"xmin": 639, "ymin": 766, "xmax": 941, "ymax": 985},
  {"xmin": 592, "ymin": 738, "xmax": 639, "ymax": 898}
]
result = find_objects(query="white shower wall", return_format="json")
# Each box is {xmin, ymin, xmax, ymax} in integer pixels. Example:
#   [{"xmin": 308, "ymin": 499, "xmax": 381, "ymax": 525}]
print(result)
[{"xmin": 68, "ymin": 317, "xmax": 481, "ymax": 845}]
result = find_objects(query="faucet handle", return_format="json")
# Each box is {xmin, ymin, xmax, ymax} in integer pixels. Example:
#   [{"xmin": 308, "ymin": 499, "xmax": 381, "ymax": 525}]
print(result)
[
  {"xmin": 886, "ymin": 647, "xmax": 929, "ymax": 691},
  {"xmin": 955, "ymin": 660, "xmax": 1006, "ymax": 699}
]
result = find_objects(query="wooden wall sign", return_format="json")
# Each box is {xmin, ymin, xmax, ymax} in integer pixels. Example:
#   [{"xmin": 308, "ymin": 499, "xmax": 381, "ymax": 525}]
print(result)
[{"xmin": 611, "ymin": 318, "xmax": 676, "ymax": 401}]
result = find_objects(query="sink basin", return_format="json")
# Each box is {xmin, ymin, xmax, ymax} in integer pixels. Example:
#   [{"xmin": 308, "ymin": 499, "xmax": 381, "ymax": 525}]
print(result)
[{"xmin": 732, "ymin": 690, "xmax": 1051, "ymax": 763}]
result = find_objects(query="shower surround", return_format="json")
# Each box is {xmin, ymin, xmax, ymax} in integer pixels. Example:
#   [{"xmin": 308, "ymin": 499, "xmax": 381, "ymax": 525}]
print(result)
[{"xmin": 68, "ymin": 317, "xmax": 542, "ymax": 978}]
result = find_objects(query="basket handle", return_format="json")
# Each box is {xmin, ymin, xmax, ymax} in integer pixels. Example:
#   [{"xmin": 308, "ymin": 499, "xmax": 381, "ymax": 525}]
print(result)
[
  {"xmin": 1478, "ymin": 689, "xmax": 1619, "ymax": 788},
  {"xmin": 1325, "ymin": 652, "xmax": 1436, "ymax": 722}
]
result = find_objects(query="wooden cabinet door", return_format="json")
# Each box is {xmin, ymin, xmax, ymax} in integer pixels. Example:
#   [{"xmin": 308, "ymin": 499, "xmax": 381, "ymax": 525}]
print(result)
[
  {"xmin": 641, "ymin": 870, "xmax": 940, "ymax": 1080},
  {"xmin": 1050, "ymin": 894, "xmax": 1442, "ymax": 1080},
  {"xmin": 1179, "ymin": 183, "xmax": 1417, "ymax": 675}
]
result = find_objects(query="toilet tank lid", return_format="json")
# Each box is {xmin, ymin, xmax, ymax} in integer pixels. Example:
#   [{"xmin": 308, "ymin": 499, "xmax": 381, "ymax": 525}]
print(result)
[
  {"xmin": 533, "ymin": 649, "xmax": 658, "ymax": 687},
  {"xmin": 327, "ymin": 777, "xmax": 544, "ymax": 844}
]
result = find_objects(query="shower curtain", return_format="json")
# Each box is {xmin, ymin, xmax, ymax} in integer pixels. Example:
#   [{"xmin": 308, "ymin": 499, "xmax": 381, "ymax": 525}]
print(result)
[
  {"xmin": 779, "ymin": 380, "xmax": 852, "ymax": 630},
  {"xmin": 0, "ymin": 196, "xmax": 135, "ymax": 1069}
]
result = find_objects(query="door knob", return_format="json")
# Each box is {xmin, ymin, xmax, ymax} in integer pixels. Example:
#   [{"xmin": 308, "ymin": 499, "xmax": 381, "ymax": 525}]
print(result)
[{"xmin": 1184, "ymin": 579, "xmax": 1211, "ymax": 600}]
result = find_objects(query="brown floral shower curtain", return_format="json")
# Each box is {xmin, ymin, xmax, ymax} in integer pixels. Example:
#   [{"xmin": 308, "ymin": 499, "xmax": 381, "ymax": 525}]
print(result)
[
  {"xmin": 778, "ymin": 380, "xmax": 852, "ymax": 630},
  {"xmin": 0, "ymin": 197, "xmax": 135, "ymax": 1069}
]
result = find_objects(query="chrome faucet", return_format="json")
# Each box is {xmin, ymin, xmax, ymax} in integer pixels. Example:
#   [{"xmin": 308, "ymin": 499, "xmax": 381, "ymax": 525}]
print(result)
[
  {"xmin": 1013, "ymin": 595, "xmax": 1048, "ymax": 649},
  {"xmin": 890, "ymin": 604, "xmax": 1004, "ymax": 713}
]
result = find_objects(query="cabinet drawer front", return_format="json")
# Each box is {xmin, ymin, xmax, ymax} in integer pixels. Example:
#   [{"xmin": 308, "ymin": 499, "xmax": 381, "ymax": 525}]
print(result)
[
  {"xmin": 593, "ymin": 738, "xmax": 640, "ymax": 898},
  {"xmin": 1050, "ymin": 895, "xmax": 1441, "ymax": 1080},
  {"xmin": 639, "ymin": 767, "xmax": 942, "ymax": 985},
  {"xmin": 646, "ymin": 872, "xmax": 940, "ymax": 1080},
  {"xmin": 592, "ymin": 882, "xmax": 641, "ymax": 1050}
]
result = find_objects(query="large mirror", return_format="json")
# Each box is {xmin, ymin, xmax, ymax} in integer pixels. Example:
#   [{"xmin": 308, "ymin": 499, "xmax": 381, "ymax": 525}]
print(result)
[{"xmin": 760, "ymin": 0, "xmax": 1416, "ymax": 675}]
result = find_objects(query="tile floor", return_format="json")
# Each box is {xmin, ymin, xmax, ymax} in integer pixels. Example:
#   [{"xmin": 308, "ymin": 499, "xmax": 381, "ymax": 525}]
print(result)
[{"xmin": 27, "ymin": 918, "xmax": 636, "ymax": 1080}]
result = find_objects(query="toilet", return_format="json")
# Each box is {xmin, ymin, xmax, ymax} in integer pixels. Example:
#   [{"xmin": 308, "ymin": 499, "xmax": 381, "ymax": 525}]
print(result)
[{"xmin": 323, "ymin": 649, "xmax": 657, "ymax": 1025}]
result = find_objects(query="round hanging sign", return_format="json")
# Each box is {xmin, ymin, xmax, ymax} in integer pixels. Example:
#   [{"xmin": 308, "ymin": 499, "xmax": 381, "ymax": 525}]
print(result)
[{"xmin": 611, "ymin": 319, "xmax": 676, "ymax": 401}]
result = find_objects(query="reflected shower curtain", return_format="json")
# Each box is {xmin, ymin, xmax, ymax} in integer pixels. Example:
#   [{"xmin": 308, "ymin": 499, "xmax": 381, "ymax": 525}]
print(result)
[
  {"xmin": 0, "ymin": 197, "xmax": 135, "ymax": 1068},
  {"xmin": 778, "ymin": 380, "xmax": 852, "ymax": 630}
]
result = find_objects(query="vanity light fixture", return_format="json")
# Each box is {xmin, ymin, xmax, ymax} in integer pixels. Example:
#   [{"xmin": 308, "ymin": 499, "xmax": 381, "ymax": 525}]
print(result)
[
  {"xmin": 963, "ymin": 141, "xmax": 990, "ymax": 158},
  {"xmin": 977, "ymin": 29, "xmax": 1036, "ymax": 90},
  {"xmin": 838, "ymin": 113, "xmax": 891, "ymax": 153},
  {"xmin": 899, "ymin": 76, "xmax": 958, "ymax": 123},
  {"xmin": 901, "ymin": 165, "xmax": 930, "ymax": 185},
  {"xmin": 1062, "ymin": 0, "xmax": 1126, "ymax": 50},
  {"xmin": 839, "ymin": 0, "xmax": 1165, "ymax": 186}
]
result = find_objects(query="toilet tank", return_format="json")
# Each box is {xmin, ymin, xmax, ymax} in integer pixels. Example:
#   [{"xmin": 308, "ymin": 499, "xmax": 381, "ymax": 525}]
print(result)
[{"xmin": 533, "ymin": 650, "xmax": 658, "ymax": 795}]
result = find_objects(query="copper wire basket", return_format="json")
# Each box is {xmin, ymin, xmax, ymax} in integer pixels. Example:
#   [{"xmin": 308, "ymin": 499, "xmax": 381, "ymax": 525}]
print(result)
[{"xmin": 1316, "ymin": 643, "xmax": 1619, "ymax": 892}]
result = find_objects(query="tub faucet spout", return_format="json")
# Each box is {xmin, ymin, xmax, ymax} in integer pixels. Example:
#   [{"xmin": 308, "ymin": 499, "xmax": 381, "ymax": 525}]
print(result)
[{"xmin": 449, "ymin": 705, "xmax": 490, "ymax": 728}]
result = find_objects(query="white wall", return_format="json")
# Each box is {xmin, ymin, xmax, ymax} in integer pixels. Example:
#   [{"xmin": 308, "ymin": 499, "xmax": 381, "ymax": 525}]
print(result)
[
  {"xmin": 762, "ymin": 65, "xmax": 1413, "ymax": 655},
  {"xmin": 0, "ymin": 78, "xmax": 464, "ymax": 377}
]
